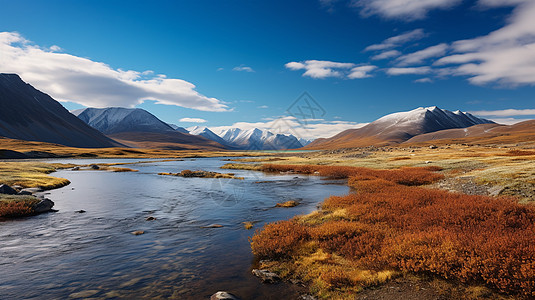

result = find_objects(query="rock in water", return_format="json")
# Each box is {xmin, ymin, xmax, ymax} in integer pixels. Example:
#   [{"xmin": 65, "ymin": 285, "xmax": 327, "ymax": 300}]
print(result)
[
  {"xmin": 33, "ymin": 198, "xmax": 55, "ymax": 213},
  {"xmin": 251, "ymin": 269, "xmax": 281, "ymax": 283},
  {"xmin": 20, "ymin": 187, "xmax": 43, "ymax": 194},
  {"xmin": 0, "ymin": 184, "xmax": 17, "ymax": 195},
  {"xmin": 210, "ymin": 291, "xmax": 241, "ymax": 300}
]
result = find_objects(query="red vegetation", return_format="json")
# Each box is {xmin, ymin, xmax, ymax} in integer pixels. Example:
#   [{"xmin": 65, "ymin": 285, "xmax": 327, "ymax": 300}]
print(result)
[
  {"xmin": 250, "ymin": 220, "xmax": 309, "ymax": 259},
  {"xmin": 505, "ymin": 150, "xmax": 535, "ymax": 156},
  {"xmin": 261, "ymin": 164, "xmax": 444, "ymax": 185},
  {"xmin": 0, "ymin": 200, "xmax": 34, "ymax": 217},
  {"xmin": 252, "ymin": 165, "xmax": 535, "ymax": 296}
]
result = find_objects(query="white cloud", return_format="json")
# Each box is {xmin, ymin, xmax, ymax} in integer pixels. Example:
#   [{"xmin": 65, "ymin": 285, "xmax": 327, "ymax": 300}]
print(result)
[
  {"xmin": 285, "ymin": 60, "xmax": 376, "ymax": 79},
  {"xmin": 469, "ymin": 108, "xmax": 535, "ymax": 117},
  {"xmin": 364, "ymin": 29, "xmax": 425, "ymax": 51},
  {"xmin": 285, "ymin": 60, "xmax": 355, "ymax": 78},
  {"xmin": 258, "ymin": 105, "xmax": 269, "ymax": 109},
  {"xmin": 395, "ymin": 43, "xmax": 448, "ymax": 66},
  {"xmin": 414, "ymin": 77, "xmax": 433, "ymax": 83},
  {"xmin": 208, "ymin": 116, "xmax": 367, "ymax": 140},
  {"xmin": 49, "ymin": 45, "xmax": 62, "ymax": 52},
  {"xmin": 0, "ymin": 32, "xmax": 228, "ymax": 111},
  {"xmin": 179, "ymin": 117, "xmax": 207, "ymax": 123},
  {"xmin": 353, "ymin": 0, "xmax": 462, "ymax": 21},
  {"xmin": 386, "ymin": 66, "xmax": 432, "ymax": 75},
  {"xmin": 232, "ymin": 66, "xmax": 255, "ymax": 72},
  {"xmin": 348, "ymin": 65, "xmax": 377, "ymax": 78},
  {"xmin": 371, "ymin": 50, "xmax": 401, "ymax": 60},
  {"xmin": 434, "ymin": 1, "xmax": 535, "ymax": 86}
]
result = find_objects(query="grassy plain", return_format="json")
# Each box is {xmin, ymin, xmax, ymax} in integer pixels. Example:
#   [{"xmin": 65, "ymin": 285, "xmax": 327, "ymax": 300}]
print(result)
[{"xmin": 219, "ymin": 143, "xmax": 535, "ymax": 299}]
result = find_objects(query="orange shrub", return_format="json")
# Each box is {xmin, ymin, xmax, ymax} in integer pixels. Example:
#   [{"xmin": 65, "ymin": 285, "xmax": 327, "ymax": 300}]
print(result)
[
  {"xmin": 252, "ymin": 164, "xmax": 535, "ymax": 296},
  {"xmin": 0, "ymin": 200, "xmax": 34, "ymax": 217},
  {"xmin": 250, "ymin": 219, "xmax": 309, "ymax": 259},
  {"xmin": 261, "ymin": 164, "xmax": 444, "ymax": 185}
]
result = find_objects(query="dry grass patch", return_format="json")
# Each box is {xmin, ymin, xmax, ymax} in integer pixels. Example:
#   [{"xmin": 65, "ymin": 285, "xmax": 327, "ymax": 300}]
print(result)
[
  {"xmin": 275, "ymin": 200, "xmax": 300, "ymax": 207},
  {"xmin": 0, "ymin": 162, "xmax": 73, "ymax": 189}
]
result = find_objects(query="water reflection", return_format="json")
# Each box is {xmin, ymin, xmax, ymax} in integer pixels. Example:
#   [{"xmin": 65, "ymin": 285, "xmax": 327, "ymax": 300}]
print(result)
[{"xmin": 0, "ymin": 158, "xmax": 348, "ymax": 299}]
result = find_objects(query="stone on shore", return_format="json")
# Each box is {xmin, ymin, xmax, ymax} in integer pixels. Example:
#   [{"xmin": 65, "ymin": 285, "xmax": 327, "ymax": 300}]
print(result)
[
  {"xmin": 20, "ymin": 187, "xmax": 43, "ymax": 194},
  {"xmin": 0, "ymin": 184, "xmax": 17, "ymax": 195},
  {"xmin": 251, "ymin": 269, "xmax": 280, "ymax": 283},
  {"xmin": 210, "ymin": 291, "xmax": 241, "ymax": 300},
  {"xmin": 33, "ymin": 198, "xmax": 55, "ymax": 213}
]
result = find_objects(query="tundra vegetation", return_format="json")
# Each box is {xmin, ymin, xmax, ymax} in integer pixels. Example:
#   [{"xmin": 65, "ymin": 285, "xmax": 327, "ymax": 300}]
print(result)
[{"xmin": 250, "ymin": 163, "xmax": 535, "ymax": 299}]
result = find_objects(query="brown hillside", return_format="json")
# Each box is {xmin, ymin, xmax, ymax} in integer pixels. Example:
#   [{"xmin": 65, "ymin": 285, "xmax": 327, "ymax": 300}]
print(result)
[{"xmin": 107, "ymin": 131, "xmax": 226, "ymax": 150}]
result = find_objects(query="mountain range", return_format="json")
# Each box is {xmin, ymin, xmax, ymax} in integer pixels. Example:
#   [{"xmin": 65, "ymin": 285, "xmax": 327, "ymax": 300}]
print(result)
[
  {"xmin": 2, "ymin": 73, "xmax": 532, "ymax": 152},
  {"xmin": 188, "ymin": 126, "xmax": 309, "ymax": 150},
  {"xmin": 73, "ymin": 107, "xmax": 224, "ymax": 150},
  {"xmin": 306, "ymin": 106, "xmax": 495, "ymax": 149},
  {"xmin": 0, "ymin": 74, "xmax": 120, "ymax": 148}
]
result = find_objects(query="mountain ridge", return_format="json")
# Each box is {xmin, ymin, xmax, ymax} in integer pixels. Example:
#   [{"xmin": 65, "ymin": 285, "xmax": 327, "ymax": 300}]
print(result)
[
  {"xmin": 75, "ymin": 107, "xmax": 225, "ymax": 150},
  {"xmin": 306, "ymin": 106, "xmax": 495, "ymax": 149},
  {"xmin": 0, "ymin": 74, "xmax": 121, "ymax": 148}
]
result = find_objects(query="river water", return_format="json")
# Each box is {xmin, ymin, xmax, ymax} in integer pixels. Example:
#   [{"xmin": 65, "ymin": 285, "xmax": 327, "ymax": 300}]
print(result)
[{"xmin": 0, "ymin": 158, "xmax": 348, "ymax": 299}]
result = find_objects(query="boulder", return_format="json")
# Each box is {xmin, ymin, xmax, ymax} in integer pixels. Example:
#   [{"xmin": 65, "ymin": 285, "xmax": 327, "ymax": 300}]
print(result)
[
  {"xmin": 90, "ymin": 164, "xmax": 100, "ymax": 170},
  {"xmin": 20, "ymin": 187, "xmax": 43, "ymax": 194},
  {"xmin": 17, "ymin": 190, "xmax": 33, "ymax": 196},
  {"xmin": 210, "ymin": 291, "xmax": 240, "ymax": 300},
  {"xmin": 251, "ymin": 269, "xmax": 280, "ymax": 283},
  {"xmin": 0, "ymin": 184, "xmax": 17, "ymax": 195},
  {"xmin": 33, "ymin": 198, "xmax": 55, "ymax": 213}
]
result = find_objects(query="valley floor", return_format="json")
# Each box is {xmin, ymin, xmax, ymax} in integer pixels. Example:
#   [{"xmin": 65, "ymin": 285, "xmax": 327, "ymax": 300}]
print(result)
[
  {"xmin": 2, "ymin": 141, "xmax": 535, "ymax": 299},
  {"xmin": 229, "ymin": 143, "xmax": 535, "ymax": 299}
]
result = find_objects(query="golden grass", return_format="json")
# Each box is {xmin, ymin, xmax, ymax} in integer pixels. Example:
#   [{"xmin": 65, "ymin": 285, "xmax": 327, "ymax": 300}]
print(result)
[
  {"xmin": 0, "ymin": 136, "xmax": 275, "ymax": 159},
  {"xmin": 275, "ymin": 200, "xmax": 300, "ymax": 207},
  {"xmin": 0, "ymin": 162, "xmax": 73, "ymax": 189},
  {"xmin": 220, "ymin": 163, "xmax": 262, "ymax": 170}
]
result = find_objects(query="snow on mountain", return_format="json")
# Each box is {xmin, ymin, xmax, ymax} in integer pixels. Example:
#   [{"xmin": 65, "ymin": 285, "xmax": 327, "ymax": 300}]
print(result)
[
  {"xmin": 74, "ymin": 107, "xmax": 175, "ymax": 134},
  {"xmin": 306, "ymin": 106, "xmax": 495, "ymax": 149},
  {"xmin": 168, "ymin": 123, "xmax": 189, "ymax": 133},
  {"xmin": 298, "ymin": 138, "xmax": 313, "ymax": 146},
  {"xmin": 188, "ymin": 126, "xmax": 305, "ymax": 150},
  {"xmin": 186, "ymin": 126, "xmax": 228, "ymax": 146}
]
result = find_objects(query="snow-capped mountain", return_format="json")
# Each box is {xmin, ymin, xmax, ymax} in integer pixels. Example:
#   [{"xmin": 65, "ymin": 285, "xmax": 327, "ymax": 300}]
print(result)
[
  {"xmin": 73, "ymin": 107, "xmax": 175, "ymax": 134},
  {"xmin": 188, "ymin": 127, "xmax": 305, "ymax": 150},
  {"xmin": 307, "ymin": 106, "xmax": 495, "ymax": 149},
  {"xmin": 187, "ymin": 126, "xmax": 229, "ymax": 147},
  {"xmin": 73, "ymin": 107, "xmax": 225, "ymax": 150},
  {"xmin": 298, "ymin": 138, "xmax": 313, "ymax": 147},
  {"xmin": 167, "ymin": 123, "xmax": 189, "ymax": 134}
]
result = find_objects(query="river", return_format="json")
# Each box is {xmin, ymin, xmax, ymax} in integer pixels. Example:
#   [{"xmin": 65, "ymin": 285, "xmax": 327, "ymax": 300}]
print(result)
[{"xmin": 0, "ymin": 158, "xmax": 348, "ymax": 299}]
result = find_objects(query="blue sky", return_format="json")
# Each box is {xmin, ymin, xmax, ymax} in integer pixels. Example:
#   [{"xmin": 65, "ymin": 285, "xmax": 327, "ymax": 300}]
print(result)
[{"xmin": 1, "ymin": 0, "xmax": 534, "ymax": 139}]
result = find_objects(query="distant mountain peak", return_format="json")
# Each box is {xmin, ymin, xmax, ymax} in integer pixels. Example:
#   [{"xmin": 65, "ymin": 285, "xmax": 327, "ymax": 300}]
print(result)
[
  {"xmin": 76, "ymin": 107, "xmax": 175, "ymax": 134},
  {"xmin": 306, "ymin": 106, "xmax": 495, "ymax": 149},
  {"xmin": 188, "ymin": 126, "xmax": 306, "ymax": 150}
]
